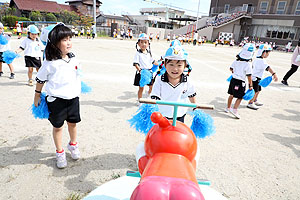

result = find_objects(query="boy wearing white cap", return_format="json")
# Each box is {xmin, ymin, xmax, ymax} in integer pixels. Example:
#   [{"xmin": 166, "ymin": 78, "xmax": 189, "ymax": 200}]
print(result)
[
  {"xmin": 226, "ymin": 43, "xmax": 254, "ymax": 119},
  {"xmin": 16, "ymin": 24, "xmax": 44, "ymax": 86},
  {"xmin": 247, "ymin": 44, "xmax": 278, "ymax": 110},
  {"xmin": 0, "ymin": 22, "xmax": 15, "ymax": 79}
]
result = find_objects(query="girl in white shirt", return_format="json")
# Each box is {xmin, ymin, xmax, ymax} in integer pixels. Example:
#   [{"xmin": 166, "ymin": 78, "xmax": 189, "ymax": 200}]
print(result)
[{"xmin": 34, "ymin": 24, "xmax": 81, "ymax": 169}]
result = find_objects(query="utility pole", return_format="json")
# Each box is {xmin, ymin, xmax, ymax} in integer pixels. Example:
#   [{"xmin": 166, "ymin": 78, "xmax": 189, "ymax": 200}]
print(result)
[{"xmin": 93, "ymin": 0, "xmax": 97, "ymax": 24}]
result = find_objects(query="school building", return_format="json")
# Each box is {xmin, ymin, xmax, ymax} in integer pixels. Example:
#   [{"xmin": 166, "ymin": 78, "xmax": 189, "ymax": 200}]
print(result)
[{"xmin": 209, "ymin": 0, "xmax": 300, "ymax": 45}]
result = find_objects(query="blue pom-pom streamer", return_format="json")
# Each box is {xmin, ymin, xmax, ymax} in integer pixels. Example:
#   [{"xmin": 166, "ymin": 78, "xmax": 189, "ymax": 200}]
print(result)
[
  {"xmin": 243, "ymin": 89, "xmax": 255, "ymax": 100},
  {"xmin": 2, "ymin": 50, "xmax": 20, "ymax": 64},
  {"xmin": 81, "ymin": 81, "xmax": 92, "ymax": 94},
  {"xmin": 128, "ymin": 104, "xmax": 159, "ymax": 134},
  {"xmin": 227, "ymin": 75, "xmax": 233, "ymax": 82},
  {"xmin": 139, "ymin": 69, "xmax": 152, "ymax": 87},
  {"xmin": 30, "ymin": 93, "xmax": 49, "ymax": 119},
  {"xmin": 152, "ymin": 64, "xmax": 159, "ymax": 73},
  {"xmin": 0, "ymin": 34, "xmax": 8, "ymax": 45},
  {"xmin": 190, "ymin": 110, "xmax": 215, "ymax": 139},
  {"xmin": 259, "ymin": 76, "xmax": 272, "ymax": 88}
]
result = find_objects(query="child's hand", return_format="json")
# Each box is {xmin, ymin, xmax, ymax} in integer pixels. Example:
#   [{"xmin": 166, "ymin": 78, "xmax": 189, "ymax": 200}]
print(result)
[
  {"xmin": 273, "ymin": 74, "xmax": 278, "ymax": 82},
  {"xmin": 34, "ymin": 93, "xmax": 41, "ymax": 107}
]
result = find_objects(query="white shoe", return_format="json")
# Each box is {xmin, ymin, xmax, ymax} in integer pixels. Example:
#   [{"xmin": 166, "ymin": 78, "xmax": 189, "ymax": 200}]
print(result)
[
  {"xmin": 224, "ymin": 108, "xmax": 230, "ymax": 113},
  {"xmin": 67, "ymin": 143, "xmax": 80, "ymax": 160},
  {"xmin": 56, "ymin": 150, "xmax": 67, "ymax": 169},
  {"xmin": 230, "ymin": 109, "xmax": 240, "ymax": 119},
  {"xmin": 254, "ymin": 101, "xmax": 263, "ymax": 106},
  {"xmin": 247, "ymin": 103, "xmax": 259, "ymax": 110}
]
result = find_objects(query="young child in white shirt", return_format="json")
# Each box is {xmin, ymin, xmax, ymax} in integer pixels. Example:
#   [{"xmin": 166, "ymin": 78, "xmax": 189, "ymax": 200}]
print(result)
[
  {"xmin": 16, "ymin": 24, "xmax": 44, "ymax": 86},
  {"xmin": 247, "ymin": 44, "xmax": 278, "ymax": 110},
  {"xmin": 226, "ymin": 43, "xmax": 254, "ymax": 119},
  {"xmin": 133, "ymin": 33, "xmax": 159, "ymax": 100},
  {"xmin": 0, "ymin": 22, "xmax": 15, "ymax": 79},
  {"xmin": 34, "ymin": 24, "xmax": 81, "ymax": 169}
]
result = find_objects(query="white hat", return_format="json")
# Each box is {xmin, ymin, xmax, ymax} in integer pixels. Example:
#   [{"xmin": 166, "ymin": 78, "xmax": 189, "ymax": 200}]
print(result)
[
  {"xmin": 239, "ymin": 43, "xmax": 255, "ymax": 60},
  {"xmin": 0, "ymin": 22, "xmax": 3, "ymax": 28},
  {"xmin": 256, "ymin": 44, "xmax": 272, "ymax": 57},
  {"xmin": 138, "ymin": 33, "xmax": 149, "ymax": 40}
]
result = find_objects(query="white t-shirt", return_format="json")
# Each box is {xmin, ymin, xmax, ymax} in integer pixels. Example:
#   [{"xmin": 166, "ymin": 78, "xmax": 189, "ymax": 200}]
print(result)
[
  {"xmin": 0, "ymin": 34, "xmax": 11, "ymax": 52},
  {"xmin": 230, "ymin": 60, "xmax": 252, "ymax": 81},
  {"xmin": 36, "ymin": 53, "xmax": 81, "ymax": 99},
  {"xmin": 133, "ymin": 50, "xmax": 154, "ymax": 70},
  {"xmin": 193, "ymin": 32, "xmax": 198, "ymax": 40},
  {"xmin": 150, "ymin": 74, "xmax": 196, "ymax": 118},
  {"xmin": 20, "ymin": 37, "xmax": 44, "ymax": 57},
  {"xmin": 252, "ymin": 58, "xmax": 269, "ymax": 80}
]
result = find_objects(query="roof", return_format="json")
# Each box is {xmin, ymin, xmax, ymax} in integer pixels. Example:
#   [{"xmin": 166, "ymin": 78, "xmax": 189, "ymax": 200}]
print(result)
[
  {"xmin": 97, "ymin": 14, "xmax": 129, "ymax": 21},
  {"xmin": 10, "ymin": 0, "xmax": 76, "ymax": 13},
  {"xmin": 66, "ymin": 0, "xmax": 102, "ymax": 6}
]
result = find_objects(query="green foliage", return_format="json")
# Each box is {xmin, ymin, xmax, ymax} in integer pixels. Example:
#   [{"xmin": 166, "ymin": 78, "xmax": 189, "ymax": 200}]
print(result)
[
  {"xmin": 66, "ymin": 192, "xmax": 82, "ymax": 200},
  {"xmin": 2, "ymin": 15, "xmax": 30, "ymax": 27},
  {"xmin": 57, "ymin": 9, "xmax": 80, "ymax": 24},
  {"xmin": 29, "ymin": 11, "xmax": 43, "ymax": 21},
  {"xmin": 45, "ymin": 13, "xmax": 57, "ymax": 22}
]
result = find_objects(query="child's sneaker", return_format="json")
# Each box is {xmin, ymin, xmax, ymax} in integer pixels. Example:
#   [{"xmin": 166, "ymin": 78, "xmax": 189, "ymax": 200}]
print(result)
[
  {"xmin": 56, "ymin": 150, "xmax": 67, "ymax": 169},
  {"xmin": 230, "ymin": 109, "xmax": 240, "ymax": 119},
  {"xmin": 254, "ymin": 101, "xmax": 263, "ymax": 106},
  {"xmin": 10, "ymin": 73, "xmax": 15, "ymax": 79},
  {"xmin": 247, "ymin": 103, "xmax": 259, "ymax": 110},
  {"xmin": 67, "ymin": 142, "xmax": 80, "ymax": 160},
  {"xmin": 224, "ymin": 107, "xmax": 231, "ymax": 113},
  {"xmin": 28, "ymin": 79, "xmax": 34, "ymax": 86},
  {"xmin": 281, "ymin": 80, "xmax": 288, "ymax": 86}
]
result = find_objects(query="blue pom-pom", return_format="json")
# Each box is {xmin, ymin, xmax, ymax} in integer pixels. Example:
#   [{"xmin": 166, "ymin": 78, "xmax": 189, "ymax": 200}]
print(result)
[
  {"xmin": 81, "ymin": 81, "xmax": 92, "ymax": 94},
  {"xmin": 2, "ymin": 50, "xmax": 20, "ymax": 64},
  {"xmin": 227, "ymin": 75, "xmax": 233, "ymax": 82},
  {"xmin": 128, "ymin": 104, "xmax": 159, "ymax": 134},
  {"xmin": 30, "ymin": 93, "xmax": 49, "ymax": 119},
  {"xmin": 190, "ymin": 110, "xmax": 215, "ymax": 138},
  {"xmin": 243, "ymin": 89, "xmax": 255, "ymax": 100},
  {"xmin": 0, "ymin": 34, "xmax": 8, "ymax": 45},
  {"xmin": 139, "ymin": 69, "xmax": 152, "ymax": 87},
  {"xmin": 151, "ymin": 64, "xmax": 159, "ymax": 73},
  {"xmin": 259, "ymin": 76, "xmax": 272, "ymax": 88}
]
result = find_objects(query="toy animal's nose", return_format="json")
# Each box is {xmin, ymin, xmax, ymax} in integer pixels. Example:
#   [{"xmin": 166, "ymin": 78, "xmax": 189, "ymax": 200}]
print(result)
[{"xmin": 151, "ymin": 112, "xmax": 170, "ymax": 128}]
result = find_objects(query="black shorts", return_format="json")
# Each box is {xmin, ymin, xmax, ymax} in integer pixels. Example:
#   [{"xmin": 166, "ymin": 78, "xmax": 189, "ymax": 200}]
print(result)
[
  {"xmin": 228, "ymin": 78, "xmax": 246, "ymax": 99},
  {"xmin": 166, "ymin": 114, "xmax": 186, "ymax": 123},
  {"xmin": 87, "ymin": 34, "xmax": 90, "ymax": 36},
  {"xmin": 253, "ymin": 77, "xmax": 261, "ymax": 93},
  {"xmin": 25, "ymin": 56, "xmax": 41, "ymax": 68},
  {"xmin": 46, "ymin": 97, "xmax": 81, "ymax": 128},
  {"xmin": 133, "ymin": 71, "xmax": 154, "ymax": 87},
  {"xmin": 0, "ymin": 52, "xmax": 5, "ymax": 63}
]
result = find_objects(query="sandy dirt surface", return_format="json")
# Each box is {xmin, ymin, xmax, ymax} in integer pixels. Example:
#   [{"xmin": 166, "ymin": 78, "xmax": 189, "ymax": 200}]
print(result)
[{"xmin": 0, "ymin": 37, "xmax": 299, "ymax": 200}]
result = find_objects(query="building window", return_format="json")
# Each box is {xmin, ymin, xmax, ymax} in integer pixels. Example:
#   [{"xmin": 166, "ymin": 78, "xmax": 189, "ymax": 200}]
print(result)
[
  {"xmin": 242, "ymin": 4, "xmax": 248, "ymax": 12},
  {"xmin": 295, "ymin": 1, "xmax": 300, "ymax": 15},
  {"xmin": 276, "ymin": 1, "xmax": 286, "ymax": 14},
  {"xmin": 259, "ymin": 1, "xmax": 268, "ymax": 14},
  {"xmin": 224, "ymin": 4, "xmax": 230, "ymax": 13}
]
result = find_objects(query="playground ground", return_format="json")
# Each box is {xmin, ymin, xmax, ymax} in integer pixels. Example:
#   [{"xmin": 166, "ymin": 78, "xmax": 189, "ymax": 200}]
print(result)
[{"xmin": 0, "ymin": 37, "xmax": 299, "ymax": 200}]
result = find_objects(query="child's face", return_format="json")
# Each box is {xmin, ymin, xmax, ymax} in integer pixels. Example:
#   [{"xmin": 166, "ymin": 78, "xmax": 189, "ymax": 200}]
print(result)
[
  {"xmin": 138, "ymin": 40, "xmax": 149, "ymax": 50},
  {"xmin": 0, "ymin": 28, "xmax": 3, "ymax": 34},
  {"xmin": 58, "ymin": 36, "xmax": 72, "ymax": 56},
  {"xmin": 165, "ymin": 60, "xmax": 186, "ymax": 79},
  {"xmin": 29, "ymin": 33, "xmax": 38, "ymax": 40},
  {"xmin": 262, "ymin": 51, "xmax": 270, "ymax": 58}
]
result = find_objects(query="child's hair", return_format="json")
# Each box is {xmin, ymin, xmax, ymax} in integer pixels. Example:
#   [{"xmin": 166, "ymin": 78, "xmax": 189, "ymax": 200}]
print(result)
[
  {"xmin": 45, "ymin": 24, "xmax": 73, "ymax": 61},
  {"xmin": 236, "ymin": 54, "xmax": 251, "ymax": 62},
  {"xmin": 165, "ymin": 59, "xmax": 186, "ymax": 66}
]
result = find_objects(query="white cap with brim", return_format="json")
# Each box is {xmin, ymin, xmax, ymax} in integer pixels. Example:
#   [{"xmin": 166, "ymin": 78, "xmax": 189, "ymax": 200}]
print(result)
[
  {"xmin": 239, "ymin": 43, "xmax": 255, "ymax": 60},
  {"xmin": 164, "ymin": 45, "xmax": 188, "ymax": 61},
  {"xmin": 256, "ymin": 44, "xmax": 272, "ymax": 57}
]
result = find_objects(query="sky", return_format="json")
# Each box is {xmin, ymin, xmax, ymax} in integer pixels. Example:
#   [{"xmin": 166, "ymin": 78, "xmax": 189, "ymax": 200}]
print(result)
[{"xmin": 0, "ymin": 0, "xmax": 211, "ymax": 17}]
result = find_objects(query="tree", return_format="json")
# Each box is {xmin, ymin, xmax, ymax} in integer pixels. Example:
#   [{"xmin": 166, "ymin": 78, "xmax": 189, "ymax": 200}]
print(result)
[
  {"xmin": 45, "ymin": 13, "xmax": 57, "ymax": 22},
  {"xmin": 0, "ymin": 3, "xmax": 10, "ymax": 21},
  {"xmin": 75, "ymin": 15, "xmax": 94, "ymax": 28},
  {"xmin": 57, "ymin": 9, "xmax": 80, "ymax": 24},
  {"xmin": 29, "ymin": 11, "xmax": 43, "ymax": 21}
]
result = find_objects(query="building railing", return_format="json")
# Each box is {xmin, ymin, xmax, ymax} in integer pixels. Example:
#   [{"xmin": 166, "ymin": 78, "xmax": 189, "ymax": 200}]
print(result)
[{"xmin": 210, "ymin": 6, "xmax": 300, "ymax": 16}]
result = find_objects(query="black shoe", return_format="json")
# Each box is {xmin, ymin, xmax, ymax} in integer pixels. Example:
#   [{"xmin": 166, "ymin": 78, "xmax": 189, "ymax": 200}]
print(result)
[
  {"xmin": 0, "ymin": 72, "xmax": 3, "ymax": 77},
  {"xmin": 281, "ymin": 80, "xmax": 288, "ymax": 86},
  {"xmin": 10, "ymin": 73, "xmax": 15, "ymax": 79}
]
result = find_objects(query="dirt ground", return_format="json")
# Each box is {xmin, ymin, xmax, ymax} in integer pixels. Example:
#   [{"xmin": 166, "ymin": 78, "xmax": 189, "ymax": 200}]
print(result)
[{"xmin": 0, "ymin": 37, "xmax": 299, "ymax": 200}]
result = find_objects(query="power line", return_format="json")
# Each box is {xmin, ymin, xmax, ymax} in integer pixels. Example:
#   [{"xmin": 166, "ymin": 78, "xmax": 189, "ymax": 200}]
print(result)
[{"xmin": 143, "ymin": 0, "xmax": 207, "ymax": 14}]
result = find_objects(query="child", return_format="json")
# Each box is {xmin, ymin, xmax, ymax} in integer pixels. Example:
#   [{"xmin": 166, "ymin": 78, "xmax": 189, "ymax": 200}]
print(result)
[
  {"xmin": 16, "ymin": 25, "xmax": 44, "ymax": 86},
  {"xmin": 150, "ymin": 45, "xmax": 196, "ymax": 123},
  {"xmin": 0, "ymin": 22, "xmax": 15, "ymax": 79},
  {"xmin": 33, "ymin": 24, "xmax": 81, "ymax": 169},
  {"xmin": 247, "ymin": 44, "xmax": 278, "ymax": 110},
  {"xmin": 226, "ymin": 43, "xmax": 254, "ymax": 119},
  {"xmin": 133, "ymin": 33, "xmax": 158, "ymax": 101},
  {"xmin": 16, "ymin": 24, "xmax": 22, "ymax": 39}
]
